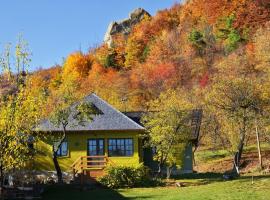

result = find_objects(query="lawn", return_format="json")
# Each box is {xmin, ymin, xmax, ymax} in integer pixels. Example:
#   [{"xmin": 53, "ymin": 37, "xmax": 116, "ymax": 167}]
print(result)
[
  {"xmin": 42, "ymin": 175, "xmax": 270, "ymax": 200},
  {"xmin": 195, "ymin": 143, "xmax": 270, "ymax": 164}
]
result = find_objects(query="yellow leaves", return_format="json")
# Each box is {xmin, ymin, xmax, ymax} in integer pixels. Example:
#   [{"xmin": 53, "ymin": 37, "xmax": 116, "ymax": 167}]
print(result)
[
  {"xmin": 63, "ymin": 52, "xmax": 94, "ymax": 80},
  {"xmin": 142, "ymin": 89, "xmax": 193, "ymax": 167},
  {"xmin": 148, "ymin": 89, "xmax": 193, "ymax": 112},
  {"xmin": 124, "ymin": 36, "xmax": 145, "ymax": 68},
  {"xmin": 0, "ymin": 86, "xmax": 45, "ymax": 171}
]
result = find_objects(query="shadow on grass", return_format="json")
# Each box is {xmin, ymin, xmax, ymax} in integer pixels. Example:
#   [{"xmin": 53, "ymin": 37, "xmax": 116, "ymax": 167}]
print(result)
[
  {"xmin": 172, "ymin": 172, "xmax": 270, "ymax": 185},
  {"xmin": 173, "ymin": 172, "xmax": 223, "ymax": 180},
  {"xmin": 42, "ymin": 185, "xmax": 122, "ymax": 200},
  {"xmin": 41, "ymin": 184, "xmax": 155, "ymax": 200},
  {"xmin": 237, "ymin": 174, "xmax": 270, "ymax": 182}
]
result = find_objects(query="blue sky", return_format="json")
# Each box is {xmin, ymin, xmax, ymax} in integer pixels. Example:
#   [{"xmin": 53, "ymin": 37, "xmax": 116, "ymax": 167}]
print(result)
[{"xmin": 0, "ymin": 0, "xmax": 180, "ymax": 71}]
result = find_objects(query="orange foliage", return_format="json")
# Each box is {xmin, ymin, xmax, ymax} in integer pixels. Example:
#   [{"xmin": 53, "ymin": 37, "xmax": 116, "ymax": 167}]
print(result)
[
  {"xmin": 125, "ymin": 4, "xmax": 182, "ymax": 68},
  {"xmin": 63, "ymin": 52, "xmax": 94, "ymax": 79},
  {"xmin": 30, "ymin": 66, "xmax": 62, "ymax": 92},
  {"xmin": 233, "ymin": 0, "xmax": 270, "ymax": 31},
  {"xmin": 180, "ymin": 0, "xmax": 248, "ymax": 25}
]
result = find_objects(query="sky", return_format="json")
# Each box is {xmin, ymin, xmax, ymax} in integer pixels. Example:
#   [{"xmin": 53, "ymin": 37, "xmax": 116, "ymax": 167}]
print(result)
[{"xmin": 0, "ymin": 0, "xmax": 180, "ymax": 71}]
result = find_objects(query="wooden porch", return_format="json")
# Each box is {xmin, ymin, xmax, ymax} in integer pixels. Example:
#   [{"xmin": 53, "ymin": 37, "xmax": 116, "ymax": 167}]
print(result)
[{"xmin": 71, "ymin": 156, "xmax": 113, "ymax": 184}]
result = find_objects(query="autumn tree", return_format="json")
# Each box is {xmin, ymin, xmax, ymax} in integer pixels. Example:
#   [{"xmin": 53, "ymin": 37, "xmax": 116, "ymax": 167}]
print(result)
[
  {"xmin": 142, "ymin": 90, "xmax": 193, "ymax": 178},
  {"xmin": 45, "ymin": 76, "xmax": 98, "ymax": 183},
  {"xmin": 0, "ymin": 37, "xmax": 44, "ymax": 188},
  {"xmin": 206, "ymin": 77, "xmax": 267, "ymax": 174},
  {"xmin": 62, "ymin": 52, "xmax": 94, "ymax": 80}
]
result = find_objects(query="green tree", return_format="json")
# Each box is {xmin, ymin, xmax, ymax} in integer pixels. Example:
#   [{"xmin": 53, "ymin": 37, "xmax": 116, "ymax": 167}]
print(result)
[
  {"xmin": 142, "ymin": 90, "xmax": 193, "ymax": 178},
  {"xmin": 188, "ymin": 29, "xmax": 206, "ymax": 49}
]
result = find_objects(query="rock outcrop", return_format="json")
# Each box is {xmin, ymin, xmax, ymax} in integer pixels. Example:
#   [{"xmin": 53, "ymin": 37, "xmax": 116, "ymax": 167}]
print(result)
[{"xmin": 104, "ymin": 8, "xmax": 151, "ymax": 47}]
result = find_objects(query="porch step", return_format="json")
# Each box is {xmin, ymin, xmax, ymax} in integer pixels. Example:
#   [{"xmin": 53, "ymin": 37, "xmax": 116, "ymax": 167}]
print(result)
[
  {"xmin": 72, "ymin": 169, "xmax": 105, "ymax": 185},
  {"xmin": 87, "ymin": 169, "xmax": 105, "ymax": 178}
]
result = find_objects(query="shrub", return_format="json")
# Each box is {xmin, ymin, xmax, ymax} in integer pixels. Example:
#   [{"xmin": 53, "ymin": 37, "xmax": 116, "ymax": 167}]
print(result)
[
  {"xmin": 188, "ymin": 29, "xmax": 206, "ymax": 49},
  {"xmin": 97, "ymin": 164, "xmax": 161, "ymax": 188}
]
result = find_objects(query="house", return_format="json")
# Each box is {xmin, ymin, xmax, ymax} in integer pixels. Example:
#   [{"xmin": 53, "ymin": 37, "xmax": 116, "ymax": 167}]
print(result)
[{"xmin": 34, "ymin": 93, "xmax": 202, "ymax": 179}]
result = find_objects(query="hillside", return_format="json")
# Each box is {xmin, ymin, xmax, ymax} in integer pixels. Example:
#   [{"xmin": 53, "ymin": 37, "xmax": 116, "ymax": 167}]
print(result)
[
  {"xmin": 195, "ymin": 143, "xmax": 270, "ymax": 174},
  {"xmin": 28, "ymin": 0, "xmax": 270, "ymax": 112}
]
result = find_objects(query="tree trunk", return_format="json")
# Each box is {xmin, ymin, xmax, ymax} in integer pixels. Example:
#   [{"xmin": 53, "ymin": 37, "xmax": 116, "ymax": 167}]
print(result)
[
  {"xmin": 232, "ymin": 130, "xmax": 245, "ymax": 175},
  {"xmin": 193, "ymin": 144, "xmax": 199, "ymax": 167},
  {"xmin": 0, "ymin": 164, "xmax": 3, "ymax": 200},
  {"xmin": 255, "ymin": 119, "xmax": 263, "ymax": 170},
  {"xmin": 232, "ymin": 114, "xmax": 248, "ymax": 175},
  {"xmin": 52, "ymin": 123, "xmax": 68, "ymax": 184},
  {"xmin": 52, "ymin": 151, "xmax": 63, "ymax": 184},
  {"xmin": 166, "ymin": 166, "xmax": 173, "ymax": 179},
  {"xmin": 192, "ymin": 150, "xmax": 196, "ymax": 166},
  {"xmin": 156, "ymin": 161, "xmax": 163, "ymax": 178},
  {"xmin": 0, "ymin": 165, "xmax": 3, "ymax": 188}
]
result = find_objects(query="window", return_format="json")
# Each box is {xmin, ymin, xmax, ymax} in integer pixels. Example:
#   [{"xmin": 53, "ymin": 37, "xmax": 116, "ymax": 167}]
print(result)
[
  {"xmin": 108, "ymin": 138, "xmax": 133, "ymax": 157},
  {"xmin": 88, "ymin": 139, "xmax": 104, "ymax": 156},
  {"xmin": 56, "ymin": 141, "xmax": 68, "ymax": 157}
]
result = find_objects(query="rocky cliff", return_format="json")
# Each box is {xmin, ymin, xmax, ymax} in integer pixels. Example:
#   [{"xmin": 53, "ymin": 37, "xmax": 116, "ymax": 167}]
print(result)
[{"xmin": 104, "ymin": 8, "xmax": 151, "ymax": 47}]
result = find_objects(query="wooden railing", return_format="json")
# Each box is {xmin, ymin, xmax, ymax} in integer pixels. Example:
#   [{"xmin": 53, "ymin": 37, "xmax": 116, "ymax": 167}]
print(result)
[{"xmin": 71, "ymin": 156, "xmax": 112, "ymax": 177}]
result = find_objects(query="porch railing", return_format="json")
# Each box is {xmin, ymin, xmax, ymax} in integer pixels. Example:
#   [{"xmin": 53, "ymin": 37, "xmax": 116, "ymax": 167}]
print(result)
[{"xmin": 71, "ymin": 156, "xmax": 112, "ymax": 177}]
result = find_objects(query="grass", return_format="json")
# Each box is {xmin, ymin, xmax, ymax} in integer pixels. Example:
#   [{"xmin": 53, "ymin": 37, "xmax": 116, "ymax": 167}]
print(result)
[
  {"xmin": 244, "ymin": 143, "xmax": 270, "ymax": 153},
  {"xmin": 119, "ymin": 176, "xmax": 270, "ymax": 200},
  {"xmin": 42, "ymin": 174, "xmax": 270, "ymax": 200},
  {"xmin": 195, "ymin": 149, "xmax": 231, "ymax": 163},
  {"xmin": 195, "ymin": 142, "xmax": 270, "ymax": 164}
]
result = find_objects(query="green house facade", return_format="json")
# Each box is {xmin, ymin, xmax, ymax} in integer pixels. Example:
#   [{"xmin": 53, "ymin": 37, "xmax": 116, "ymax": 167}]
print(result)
[{"xmin": 35, "ymin": 94, "xmax": 201, "ymax": 176}]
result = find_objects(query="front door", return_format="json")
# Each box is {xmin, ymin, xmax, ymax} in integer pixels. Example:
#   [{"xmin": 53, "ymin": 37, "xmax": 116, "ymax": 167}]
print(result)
[{"xmin": 87, "ymin": 139, "xmax": 105, "ymax": 166}]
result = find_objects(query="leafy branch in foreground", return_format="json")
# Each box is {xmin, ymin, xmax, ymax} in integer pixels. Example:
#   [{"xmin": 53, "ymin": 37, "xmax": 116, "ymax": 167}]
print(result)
[
  {"xmin": 45, "ymin": 76, "xmax": 99, "ymax": 183},
  {"xmin": 0, "ymin": 36, "xmax": 44, "ymax": 188}
]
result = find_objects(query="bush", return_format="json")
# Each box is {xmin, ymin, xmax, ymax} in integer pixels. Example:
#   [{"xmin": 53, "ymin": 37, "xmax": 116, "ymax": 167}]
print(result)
[
  {"xmin": 97, "ymin": 164, "xmax": 161, "ymax": 188},
  {"xmin": 188, "ymin": 29, "xmax": 205, "ymax": 49}
]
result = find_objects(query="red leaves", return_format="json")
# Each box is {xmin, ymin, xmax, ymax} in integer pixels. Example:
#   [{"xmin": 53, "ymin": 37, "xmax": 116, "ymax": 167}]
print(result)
[
  {"xmin": 130, "ymin": 62, "xmax": 178, "ymax": 93},
  {"xmin": 148, "ymin": 63, "xmax": 176, "ymax": 85},
  {"xmin": 199, "ymin": 73, "xmax": 209, "ymax": 88}
]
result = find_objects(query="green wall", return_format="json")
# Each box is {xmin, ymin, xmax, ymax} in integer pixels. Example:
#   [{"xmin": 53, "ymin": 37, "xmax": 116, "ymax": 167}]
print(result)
[{"xmin": 34, "ymin": 130, "xmax": 142, "ymax": 172}]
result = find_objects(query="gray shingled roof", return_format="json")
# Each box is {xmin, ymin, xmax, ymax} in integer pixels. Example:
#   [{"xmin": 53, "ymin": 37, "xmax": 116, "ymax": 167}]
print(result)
[{"xmin": 37, "ymin": 93, "xmax": 145, "ymax": 132}]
